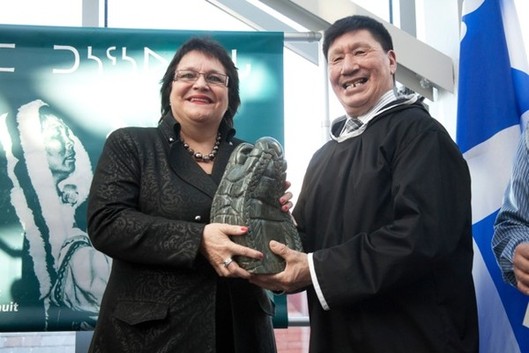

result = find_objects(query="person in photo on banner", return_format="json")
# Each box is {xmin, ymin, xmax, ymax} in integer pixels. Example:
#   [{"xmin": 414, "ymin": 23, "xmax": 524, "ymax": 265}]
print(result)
[
  {"xmin": 86, "ymin": 36, "xmax": 292, "ymax": 353},
  {"xmin": 250, "ymin": 15, "xmax": 479, "ymax": 353},
  {"xmin": 493, "ymin": 126, "xmax": 529, "ymax": 294},
  {"xmin": 0, "ymin": 99, "xmax": 111, "ymax": 331}
]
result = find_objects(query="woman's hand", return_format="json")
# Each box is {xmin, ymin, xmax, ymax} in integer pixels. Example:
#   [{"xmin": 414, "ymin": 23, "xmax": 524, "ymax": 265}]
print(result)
[
  {"xmin": 200, "ymin": 223, "xmax": 264, "ymax": 279},
  {"xmin": 280, "ymin": 180, "xmax": 294, "ymax": 213}
]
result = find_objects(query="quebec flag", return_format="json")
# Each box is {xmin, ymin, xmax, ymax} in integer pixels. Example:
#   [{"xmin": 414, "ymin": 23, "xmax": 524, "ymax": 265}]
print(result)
[{"xmin": 457, "ymin": 0, "xmax": 529, "ymax": 352}]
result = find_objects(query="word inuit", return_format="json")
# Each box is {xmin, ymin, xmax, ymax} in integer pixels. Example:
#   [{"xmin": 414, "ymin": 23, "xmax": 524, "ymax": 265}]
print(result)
[{"xmin": 1, "ymin": 302, "xmax": 19, "ymax": 312}]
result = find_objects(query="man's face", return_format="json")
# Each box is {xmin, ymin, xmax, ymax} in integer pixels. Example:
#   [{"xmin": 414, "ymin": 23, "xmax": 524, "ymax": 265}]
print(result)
[{"xmin": 327, "ymin": 29, "xmax": 397, "ymax": 117}]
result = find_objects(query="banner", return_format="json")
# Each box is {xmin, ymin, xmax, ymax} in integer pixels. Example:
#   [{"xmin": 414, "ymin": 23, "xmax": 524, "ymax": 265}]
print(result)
[
  {"xmin": 0, "ymin": 24, "xmax": 284, "ymax": 331},
  {"xmin": 457, "ymin": 0, "xmax": 529, "ymax": 351}
]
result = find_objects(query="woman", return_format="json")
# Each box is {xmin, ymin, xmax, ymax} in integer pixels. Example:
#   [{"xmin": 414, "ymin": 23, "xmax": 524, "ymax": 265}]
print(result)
[
  {"xmin": 87, "ymin": 37, "xmax": 286, "ymax": 352},
  {"xmin": 0, "ymin": 99, "xmax": 110, "ymax": 330}
]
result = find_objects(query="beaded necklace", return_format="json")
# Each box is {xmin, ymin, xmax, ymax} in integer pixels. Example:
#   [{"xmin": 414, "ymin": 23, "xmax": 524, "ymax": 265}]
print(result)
[{"xmin": 181, "ymin": 132, "xmax": 221, "ymax": 162}]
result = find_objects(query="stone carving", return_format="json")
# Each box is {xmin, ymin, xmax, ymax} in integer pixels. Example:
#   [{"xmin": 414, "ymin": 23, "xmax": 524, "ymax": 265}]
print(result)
[{"xmin": 211, "ymin": 136, "xmax": 303, "ymax": 274}]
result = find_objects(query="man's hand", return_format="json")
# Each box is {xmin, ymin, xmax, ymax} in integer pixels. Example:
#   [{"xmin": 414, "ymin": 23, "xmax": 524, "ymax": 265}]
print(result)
[
  {"xmin": 514, "ymin": 243, "xmax": 529, "ymax": 295},
  {"xmin": 249, "ymin": 240, "xmax": 311, "ymax": 293}
]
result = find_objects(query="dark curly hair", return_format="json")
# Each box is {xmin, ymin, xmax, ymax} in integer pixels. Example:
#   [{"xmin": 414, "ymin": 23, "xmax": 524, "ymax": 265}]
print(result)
[
  {"xmin": 159, "ymin": 37, "xmax": 240, "ymax": 127},
  {"xmin": 322, "ymin": 15, "xmax": 393, "ymax": 60}
]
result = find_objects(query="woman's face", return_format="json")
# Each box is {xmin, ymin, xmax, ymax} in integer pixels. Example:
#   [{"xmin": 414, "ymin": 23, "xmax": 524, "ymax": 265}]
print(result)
[
  {"xmin": 169, "ymin": 50, "xmax": 229, "ymax": 129},
  {"xmin": 41, "ymin": 114, "xmax": 76, "ymax": 179}
]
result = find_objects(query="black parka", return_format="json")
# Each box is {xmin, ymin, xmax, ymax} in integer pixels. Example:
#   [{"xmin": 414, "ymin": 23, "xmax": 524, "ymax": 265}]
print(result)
[{"xmin": 295, "ymin": 101, "xmax": 479, "ymax": 353}]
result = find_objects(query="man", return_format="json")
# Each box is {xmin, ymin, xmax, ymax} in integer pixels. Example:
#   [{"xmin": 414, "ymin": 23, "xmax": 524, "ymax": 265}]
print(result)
[
  {"xmin": 493, "ymin": 126, "xmax": 529, "ymax": 295},
  {"xmin": 251, "ymin": 15, "xmax": 479, "ymax": 353}
]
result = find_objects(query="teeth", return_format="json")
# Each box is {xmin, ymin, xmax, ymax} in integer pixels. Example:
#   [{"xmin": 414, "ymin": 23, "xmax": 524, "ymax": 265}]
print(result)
[
  {"xmin": 343, "ymin": 78, "xmax": 367, "ymax": 89},
  {"xmin": 191, "ymin": 98, "xmax": 209, "ymax": 103}
]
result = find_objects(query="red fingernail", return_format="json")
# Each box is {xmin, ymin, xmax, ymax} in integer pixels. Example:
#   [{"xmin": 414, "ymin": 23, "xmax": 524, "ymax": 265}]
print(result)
[{"xmin": 241, "ymin": 226, "xmax": 248, "ymax": 232}]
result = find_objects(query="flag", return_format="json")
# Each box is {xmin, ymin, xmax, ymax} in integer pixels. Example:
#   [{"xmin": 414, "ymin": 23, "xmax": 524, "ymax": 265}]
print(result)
[{"xmin": 457, "ymin": 0, "xmax": 529, "ymax": 351}]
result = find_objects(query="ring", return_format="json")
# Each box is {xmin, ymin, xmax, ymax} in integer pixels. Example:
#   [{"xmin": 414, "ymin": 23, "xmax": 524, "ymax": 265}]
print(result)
[{"xmin": 223, "ymin": 257, "xmax": 234, "ymax": 268}]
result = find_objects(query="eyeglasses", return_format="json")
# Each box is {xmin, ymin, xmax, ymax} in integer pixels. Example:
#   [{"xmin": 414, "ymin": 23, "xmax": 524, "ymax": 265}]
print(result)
[{"xmin": 173, "ymin": 70, "xmax": 229, "ymax": 87}]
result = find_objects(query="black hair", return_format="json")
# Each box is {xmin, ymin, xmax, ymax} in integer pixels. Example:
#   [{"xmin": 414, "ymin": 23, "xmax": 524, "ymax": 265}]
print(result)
[{"xmin": 322, "ymin": 15, "xmax": 394, "ymax": 60}]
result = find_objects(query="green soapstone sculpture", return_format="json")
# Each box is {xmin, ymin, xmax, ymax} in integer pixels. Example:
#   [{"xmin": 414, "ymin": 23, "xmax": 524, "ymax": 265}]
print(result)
[{"xmin": 211, "ymin": 136, "xmax": 303, "ymax": 274}]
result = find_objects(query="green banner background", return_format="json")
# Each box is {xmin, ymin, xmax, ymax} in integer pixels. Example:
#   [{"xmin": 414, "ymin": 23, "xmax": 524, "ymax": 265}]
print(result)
[{"xmin": 0, "ymin": 24, "xmax": 284, "ymax": 331}]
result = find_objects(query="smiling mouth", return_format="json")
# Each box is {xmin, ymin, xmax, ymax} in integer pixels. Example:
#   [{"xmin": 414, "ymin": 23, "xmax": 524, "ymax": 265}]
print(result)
[
  {"xmin": 189, "ymin": 97, "xmax": 212, "ymax": 103},
  {"xmin": 343, "ymin": 78, "xmax": 368, "ymax": 89}
]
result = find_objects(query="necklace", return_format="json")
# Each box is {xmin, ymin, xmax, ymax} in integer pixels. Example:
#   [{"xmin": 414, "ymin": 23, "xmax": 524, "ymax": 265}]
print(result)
[{"xmin": 181, "ymin": 132, "xmax": 221, "ymax": 162}]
